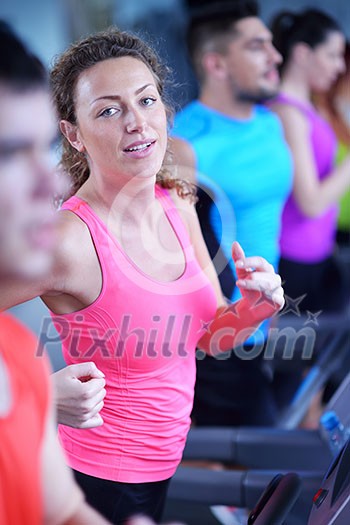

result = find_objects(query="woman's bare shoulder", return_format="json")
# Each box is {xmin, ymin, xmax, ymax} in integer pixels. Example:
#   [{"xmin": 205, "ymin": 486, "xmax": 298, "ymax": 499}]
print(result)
[
  {"xmin": 52, "ymin": 209, "xmax": 95, "ymax": 278},
  {"xmin": 41, "ymin": 208, "xmax": 102, "ymax": 310},
  {"xmin": 0, "ymin": 211, "xmax": 92, "ymax": 310},
  {"xmin": 271, "ymin": 101, "xmax": 309, "ymax": 130},
  {"xmin": 164, "ymin": 187, "xmax": 199, "ymax": 240},
  {"xmin": 166, "ymin": 187, "xmax": 196, "ymax": 216},
  {"xmin": 56, "ymin": 209, "xmax": 90, "ymax": 249}
]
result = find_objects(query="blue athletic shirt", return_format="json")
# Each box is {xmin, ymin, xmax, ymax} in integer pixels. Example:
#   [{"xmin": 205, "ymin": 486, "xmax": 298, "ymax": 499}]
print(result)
[{"xmin": 172, "ymin": 100, "xmax": 293, "ymax": 344}]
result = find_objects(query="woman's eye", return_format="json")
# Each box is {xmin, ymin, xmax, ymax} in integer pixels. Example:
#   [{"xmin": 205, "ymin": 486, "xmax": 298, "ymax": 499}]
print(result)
[
  {"xmin": 100, "ymin": 107, "xmax": 119, "ymax": 118},
  {"xmin": 141, "ymin": 97, "xmax": 156, "ymax": 107}
]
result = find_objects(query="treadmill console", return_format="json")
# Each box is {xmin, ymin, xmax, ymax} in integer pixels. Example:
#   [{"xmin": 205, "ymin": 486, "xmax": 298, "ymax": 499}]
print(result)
[{"xmin": 308, "ymin": 438, "xmax": 350, "ymax": 525}]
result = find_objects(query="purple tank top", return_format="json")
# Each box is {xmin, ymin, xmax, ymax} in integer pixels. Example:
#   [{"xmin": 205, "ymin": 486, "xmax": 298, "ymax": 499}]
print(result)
[{"xmin": 274, "ymin": 93, "xmax": 338, "ymax": 263}]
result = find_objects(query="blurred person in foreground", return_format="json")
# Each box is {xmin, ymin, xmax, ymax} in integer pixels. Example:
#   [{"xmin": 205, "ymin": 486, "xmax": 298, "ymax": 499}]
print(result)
[{"xmin": 0, "ymin": 20, "xmax": 112, "ymax": 525}]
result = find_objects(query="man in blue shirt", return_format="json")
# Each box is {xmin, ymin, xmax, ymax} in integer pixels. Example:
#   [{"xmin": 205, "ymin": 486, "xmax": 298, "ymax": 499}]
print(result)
[{"xmin": 171, "ymin": 0, "xmax": 293, "ymax": 426}]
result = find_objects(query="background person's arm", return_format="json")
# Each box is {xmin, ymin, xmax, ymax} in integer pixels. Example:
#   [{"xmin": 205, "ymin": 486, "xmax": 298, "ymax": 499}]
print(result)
[{"xmin": 272, "ymin": 103, "xmax": 350, "ymax": 217}]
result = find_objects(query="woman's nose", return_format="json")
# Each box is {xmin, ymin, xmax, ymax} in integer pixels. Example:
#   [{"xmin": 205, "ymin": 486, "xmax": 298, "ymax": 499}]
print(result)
[{"xmin": 125, "ymin": 108, "xmax": 146, "ymax": 134}]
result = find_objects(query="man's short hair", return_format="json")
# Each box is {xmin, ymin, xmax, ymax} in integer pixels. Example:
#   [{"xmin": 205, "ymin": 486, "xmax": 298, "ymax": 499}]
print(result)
[
  {"xmin": 0, "ymin": 20, "xmax": 47, "ymax": 92},
  {"xmin": 186, "ymin": 0, "xmax": 259, "ymax": 80}
]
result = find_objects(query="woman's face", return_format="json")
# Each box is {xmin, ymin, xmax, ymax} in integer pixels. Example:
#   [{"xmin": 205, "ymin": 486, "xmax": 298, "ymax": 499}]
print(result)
[
  {"xmin": 65, "ymin": 56, "xmax": 168, "ymax": 186},
  {"xmin": 307, "ymin": 31, "xmax": 345, "ymax": 92}
]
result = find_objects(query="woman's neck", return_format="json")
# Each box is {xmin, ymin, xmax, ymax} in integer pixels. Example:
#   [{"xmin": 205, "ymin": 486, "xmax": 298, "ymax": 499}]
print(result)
[
  {"xmin": 77, "ymin": 173, "xmax": 157, "ymax": 225},
  {"xmin": 280, "ymin": 70, "xmax": 311, "ymax": 103}
]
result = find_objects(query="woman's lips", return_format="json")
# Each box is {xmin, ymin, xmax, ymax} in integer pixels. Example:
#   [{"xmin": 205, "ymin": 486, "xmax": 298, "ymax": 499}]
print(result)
[{"xmin": 123, "ymin": 140, "xmax": 156, "ymax": 158}]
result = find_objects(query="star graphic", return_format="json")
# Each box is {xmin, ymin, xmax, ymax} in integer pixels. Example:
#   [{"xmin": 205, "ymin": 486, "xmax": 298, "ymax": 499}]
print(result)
[
  {"xmin": 252, "ymin": 285, "xmax": 280, "ymax": 309},
  {"xmin": 199, "ymin": 319, "xmax": 211, "ymax": 333},
  {"xmin": 215, "ymin": 302, "xmax": 241, "ymax": 319},
  {"xmin": 227, "ymin": 302, "xmax": 241, "ymax": 317},
  {"xmin": 278, "ymin": 294, "xmax": 307, "ymax": 317},
  {"xmin": 304, "ymin": 310, "xmax": 322, "ymax": 326}
]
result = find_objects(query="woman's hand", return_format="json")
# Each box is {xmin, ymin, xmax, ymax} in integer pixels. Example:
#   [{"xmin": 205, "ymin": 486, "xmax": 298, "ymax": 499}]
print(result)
[
  {"xmin": 232, "ymin": 241, "xmax": 285, "ymax": 320},
  {"xmin": 51, "ymin": 362, "xmax": 106, "ymax": 428},
  {"xmin": 197, "ymin": 242, "xmax": 284, "ymax": 355}
]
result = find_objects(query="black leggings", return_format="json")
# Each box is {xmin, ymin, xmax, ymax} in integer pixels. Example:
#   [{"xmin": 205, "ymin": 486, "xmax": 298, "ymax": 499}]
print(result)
[{"xmin": 73, "ymin": 470, "xmax": 171, "ymax": 525}]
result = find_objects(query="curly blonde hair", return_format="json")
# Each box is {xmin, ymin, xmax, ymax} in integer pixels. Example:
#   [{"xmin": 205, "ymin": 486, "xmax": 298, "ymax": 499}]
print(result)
[{"xmin": 50, "ymin": 28, "xmax": 196, "ymax": 202}]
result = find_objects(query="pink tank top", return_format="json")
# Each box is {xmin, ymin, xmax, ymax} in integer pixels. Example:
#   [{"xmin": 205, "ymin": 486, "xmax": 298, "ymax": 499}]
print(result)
[{"xmin": 52, "ymin": 185, "xmax": 217, "ymax": 482}]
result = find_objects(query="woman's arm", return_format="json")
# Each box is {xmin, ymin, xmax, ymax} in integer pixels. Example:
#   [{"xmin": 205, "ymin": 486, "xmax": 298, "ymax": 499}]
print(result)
[
  {"xmin": 273, "ymin": 104, "xmax": 350, "ymax": 217},
  {"xmin": 197, "ymin": 242, "xmax": 284, "ymax": 354},
  {"xmin": 1, "ymin": 213, "xmax": 106, "ymax": 429},
  {"xmin": 0, "ymin": 214, "xmax": 73, "ymax": 312},
  {"xmin": 172, "ymin": 193, "xmax": 284, "ymax": 355}
]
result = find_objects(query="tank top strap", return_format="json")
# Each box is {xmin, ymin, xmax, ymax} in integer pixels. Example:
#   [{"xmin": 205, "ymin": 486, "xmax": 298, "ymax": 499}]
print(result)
[
  {"xmin": 62, "ymin": 190, "xmax": 192, "ymax": 249},
  {"xmin": 274, "ymin": 93, "xmax": 316, "ymax": 119},
  {"xmin": 60, "ymin": 195, "xmax": 108, "ymax": 247},
  {"xmin": 60, "ymin": 195, "xmax": 106, "ymax": 235},
  {"xmin": 61, "ymin": 191, "xmax": 194, "ymax": 277},
  {"xmin": 61, "ymin": 195, "xmax": 85, "ymax": 215},
  {"xmin": 60, "ymin": 195, "xmax": 111, "ymax": 285},
  {"xmin": 155, "ymin": 184, "xmax": 192, "ymax": 249}
]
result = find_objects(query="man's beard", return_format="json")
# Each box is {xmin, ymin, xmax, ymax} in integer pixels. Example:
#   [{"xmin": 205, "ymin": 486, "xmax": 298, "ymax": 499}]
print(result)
[{"xmin": 236, "ymin": 86, "xmax": 280, "ymax": 104}]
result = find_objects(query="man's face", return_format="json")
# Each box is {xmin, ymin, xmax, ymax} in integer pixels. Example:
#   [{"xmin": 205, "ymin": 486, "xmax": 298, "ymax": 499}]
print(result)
[
  {"xmin": 222, "ymin": 17, "xmax": 282, "ymax": 103},
  {"xmin": 0, "ymin": 87, "xmax": 59, "ymax": 279}
]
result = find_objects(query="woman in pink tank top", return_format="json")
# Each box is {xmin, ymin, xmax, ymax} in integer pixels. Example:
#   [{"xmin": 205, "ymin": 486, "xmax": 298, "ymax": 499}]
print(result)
[
  {"xmin": 270, "ymin": 9, "xmax": 350, "ymax": 313},
  {"xmin": 5, "ymin": 29, "xmax": 284, "ymax": 524}
]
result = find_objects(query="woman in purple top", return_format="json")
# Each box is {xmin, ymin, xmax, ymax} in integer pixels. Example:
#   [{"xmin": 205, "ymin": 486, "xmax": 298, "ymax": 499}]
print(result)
[{"xmin": 270, "ymin": 9, "xmax": 350, "ymax": 312}]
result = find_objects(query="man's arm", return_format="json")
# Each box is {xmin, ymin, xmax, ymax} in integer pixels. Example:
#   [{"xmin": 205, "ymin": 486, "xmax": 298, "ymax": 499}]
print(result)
[
  {"xmin": 41, "ymin": 406, "xmax": 184, "ymax": 525},
  {"xmin": 40, "ymin": 404, "xmax": 110, "ymax": 525}
]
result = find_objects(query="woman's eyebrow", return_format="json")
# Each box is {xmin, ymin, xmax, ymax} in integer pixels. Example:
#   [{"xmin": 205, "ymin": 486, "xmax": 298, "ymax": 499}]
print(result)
[{"xmin": 91, "ymin": 84, "xmax": 154, "ymax": 105}]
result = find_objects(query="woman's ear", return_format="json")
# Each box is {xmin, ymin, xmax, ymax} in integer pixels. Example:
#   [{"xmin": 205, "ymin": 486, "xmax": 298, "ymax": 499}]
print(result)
[
  {"xmin": 60, "ymin": 120, "xmax": 85, "ymax": 153},
  {"xmin": 292, "ymin": 42, "xmax": 312, "ymax": 67}
]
